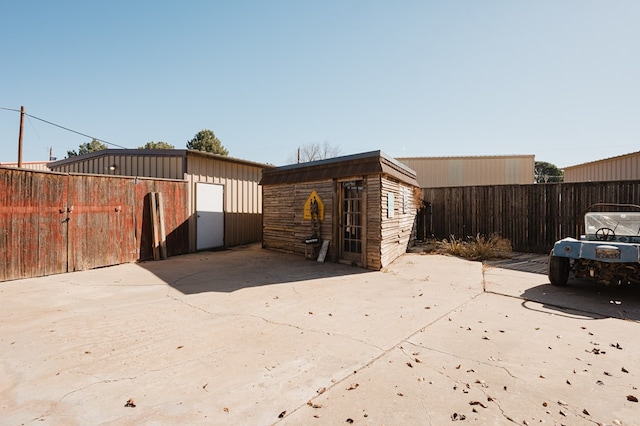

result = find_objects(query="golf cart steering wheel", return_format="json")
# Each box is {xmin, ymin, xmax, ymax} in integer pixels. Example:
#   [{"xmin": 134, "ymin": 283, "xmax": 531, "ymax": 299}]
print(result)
[{"xmin": 595, "ymin": 227, "xmax": 616, "ymax": 241}]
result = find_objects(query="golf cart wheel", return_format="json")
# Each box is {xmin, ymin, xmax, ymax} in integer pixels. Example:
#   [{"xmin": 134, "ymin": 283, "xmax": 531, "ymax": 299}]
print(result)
[{"xmin": 548, "ymin": 252, "xmax": 570, "ymax": 286}]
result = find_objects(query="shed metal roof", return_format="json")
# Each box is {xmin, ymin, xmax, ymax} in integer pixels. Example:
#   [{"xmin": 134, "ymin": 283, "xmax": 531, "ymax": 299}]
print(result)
[{"xmin": 260, "ymin": 150, "xmax": 419, "ymax": 187}]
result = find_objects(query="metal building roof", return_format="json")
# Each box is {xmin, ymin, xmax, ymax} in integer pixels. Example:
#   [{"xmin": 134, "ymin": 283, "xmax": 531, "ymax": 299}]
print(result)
[
  {"xmin": 48, "ymin": 149, "xmax": 272, "ymax": 169},
  {"xmin": 563, "ymin": 150, "xmax": 640, "ymax": 170}
]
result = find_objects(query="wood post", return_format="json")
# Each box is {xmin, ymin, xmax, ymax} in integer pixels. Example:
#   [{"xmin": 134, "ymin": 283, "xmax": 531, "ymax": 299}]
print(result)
[
  {"xmin": 18, "ymin": 106, "xmax": 24, "ymax": 167},
  {"xmin": 157, "ymin": 192, "xmax": 167, "ymax": 259},
  {"xmin": 149, "ymin": 192, "xmax": 167, "ymax": 260}
]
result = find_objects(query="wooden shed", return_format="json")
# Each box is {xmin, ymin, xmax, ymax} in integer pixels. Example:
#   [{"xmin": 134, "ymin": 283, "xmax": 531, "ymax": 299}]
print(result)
[
  {"xmin": 260, "ymin": 151, "xmax": 420, "ymax": 270},
  {"xmin": 48, "ymin": 149, "xmax": 272, "ymax": 251}
]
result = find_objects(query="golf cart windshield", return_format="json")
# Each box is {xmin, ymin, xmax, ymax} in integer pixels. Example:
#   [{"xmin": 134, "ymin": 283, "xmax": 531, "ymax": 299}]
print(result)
[{"xmin": 585, "ymin": 212, "xmax": 640, "ymax": 237}]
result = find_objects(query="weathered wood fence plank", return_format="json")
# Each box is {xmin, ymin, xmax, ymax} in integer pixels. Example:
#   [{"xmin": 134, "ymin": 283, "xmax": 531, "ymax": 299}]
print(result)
[
  {"xmin": 0, "ymin": 168, "xmax": 189, "ymax": 282},
  {"xmin": 423, "ymin": 181, "xmax": 640, "ymax": 254}
]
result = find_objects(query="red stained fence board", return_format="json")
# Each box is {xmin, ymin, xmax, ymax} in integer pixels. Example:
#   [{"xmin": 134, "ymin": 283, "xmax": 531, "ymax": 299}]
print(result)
[{"xmin": 0, "ymin": 168, "xmax": 189, "ymax": 282}]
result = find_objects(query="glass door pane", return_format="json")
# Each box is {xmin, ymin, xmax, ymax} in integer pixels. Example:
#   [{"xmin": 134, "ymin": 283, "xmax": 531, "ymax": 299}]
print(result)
[{"xmin": 341, "ymin": 181, "xmax": 363, "ymax": 262}]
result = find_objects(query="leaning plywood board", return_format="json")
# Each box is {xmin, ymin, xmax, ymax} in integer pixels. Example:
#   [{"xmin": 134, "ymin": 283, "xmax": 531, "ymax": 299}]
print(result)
[{"xmin": 317, "ymin": 240, "xmax": 330, "ymax": 262}]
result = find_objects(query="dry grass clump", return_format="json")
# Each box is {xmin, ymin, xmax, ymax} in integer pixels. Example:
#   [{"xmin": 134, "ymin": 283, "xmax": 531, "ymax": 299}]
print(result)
[{"xmin": 435, "ymin": 233, "xmax": 512, "ymax": 261}]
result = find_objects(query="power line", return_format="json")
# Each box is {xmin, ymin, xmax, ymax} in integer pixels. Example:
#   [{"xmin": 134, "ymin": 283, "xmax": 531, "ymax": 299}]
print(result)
[{"xmin": 0, "ymin": 106, "xmax": 129, "ymax": 149}]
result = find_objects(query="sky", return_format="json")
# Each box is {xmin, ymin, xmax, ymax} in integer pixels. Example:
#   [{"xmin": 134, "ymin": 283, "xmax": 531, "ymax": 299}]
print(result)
[{"xmin": 1, "ymin": 1, "xmax": 639, "ymax": 168}]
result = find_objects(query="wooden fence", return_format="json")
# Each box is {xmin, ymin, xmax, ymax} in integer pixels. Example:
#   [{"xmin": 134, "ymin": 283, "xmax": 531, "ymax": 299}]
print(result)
[
  {"xmin": 422, "ymin": 180, "xmax": 640, "ymax": 254},
  {"xmin": 0, "ymin": 168, "xmax": 190, "ymax": 282}
]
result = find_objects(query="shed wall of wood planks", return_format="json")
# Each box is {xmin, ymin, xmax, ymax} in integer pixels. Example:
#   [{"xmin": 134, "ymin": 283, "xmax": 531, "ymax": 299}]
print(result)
[
  {"xmin": 263, "ymin": 180, "xmax": 334, "ymax": 257},
  {"xmin": 378, "ymin": 176, "xmax": 418, "ymax": 269},
  {"xmin": 262, "ymin": 175, "xmax": 418, "ymax": 270}
]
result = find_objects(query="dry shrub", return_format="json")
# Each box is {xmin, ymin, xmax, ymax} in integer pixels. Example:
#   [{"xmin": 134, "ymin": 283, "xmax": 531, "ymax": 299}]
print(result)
[{"xmin": 435, "ymin": 233, "xmax": 512, "ymax": 261}]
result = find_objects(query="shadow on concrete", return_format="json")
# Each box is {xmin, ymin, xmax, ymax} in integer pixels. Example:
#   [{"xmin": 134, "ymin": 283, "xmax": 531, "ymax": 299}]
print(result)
[
  {"xmin": 137, "ymin": 243, "xmax": 371, "ymax": 295},
  {"xmin": 484, "ymin": 252, "xmax": 549, "ymax": 275},
  {"xmin": 520, "ymin": 278, "xmax": 640, "ymax": 322}
]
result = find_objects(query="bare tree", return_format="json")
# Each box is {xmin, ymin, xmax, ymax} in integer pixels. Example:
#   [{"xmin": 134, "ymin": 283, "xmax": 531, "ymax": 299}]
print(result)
[{"xmin": 290, "ymin": 141, "xmax": 341, "ymax": 163}]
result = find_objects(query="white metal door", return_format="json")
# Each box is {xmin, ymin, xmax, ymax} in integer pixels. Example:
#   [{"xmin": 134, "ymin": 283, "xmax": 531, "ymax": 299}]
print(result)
[{"xmin": 196, "ymin": 183, "xmax": 224, "ymax": 250}]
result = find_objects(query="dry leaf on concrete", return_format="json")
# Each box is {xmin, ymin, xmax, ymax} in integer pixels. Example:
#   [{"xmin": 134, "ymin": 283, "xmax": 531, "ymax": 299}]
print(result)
[
  {"xmin": 451, "ymin": 412, "xmax": 466, "ymax": 421},
  {"xmin": 307, "ymin": 401, "xmax": 322, "ymax": 409}
]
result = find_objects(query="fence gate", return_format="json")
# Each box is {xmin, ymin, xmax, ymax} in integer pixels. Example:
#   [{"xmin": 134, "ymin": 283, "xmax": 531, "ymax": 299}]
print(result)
[{"xmin": 1, "ymin": 168, "xmax": 190, "ymax": 282}]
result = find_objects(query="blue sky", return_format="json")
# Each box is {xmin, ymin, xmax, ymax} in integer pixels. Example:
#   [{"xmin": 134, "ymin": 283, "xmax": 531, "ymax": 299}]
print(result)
[{"xmin": 1, "ymin": 1, "xmax": 638, "ymax": 168}]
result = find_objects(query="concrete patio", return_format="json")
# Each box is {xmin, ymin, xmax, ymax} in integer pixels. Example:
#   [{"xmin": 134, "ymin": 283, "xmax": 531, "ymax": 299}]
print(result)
[{"xmin": 1, "ymin": 244, "xmax": 639, "ymax": 425}]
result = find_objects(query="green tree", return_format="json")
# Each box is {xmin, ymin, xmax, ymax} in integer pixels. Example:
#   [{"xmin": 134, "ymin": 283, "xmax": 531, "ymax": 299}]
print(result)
[
  {"xmin": 186, "ymin": 129, "xmax": 229, "ymax": 155},
  {"xmin": 535, "ymin": 161, "xmax": 564, "ymax": 183},
  {"xmin": 138, "ymin": 141, "xmax": 175, "ymax": 149},
  {"xmin": 67, "ymin": 138, "xmax": 108, "ymax": 157}
]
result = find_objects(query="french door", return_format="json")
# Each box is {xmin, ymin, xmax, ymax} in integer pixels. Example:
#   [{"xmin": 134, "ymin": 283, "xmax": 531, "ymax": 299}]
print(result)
[{"xmin": 340, "ymin": 180, "xmax": 363, "ymax": 263}]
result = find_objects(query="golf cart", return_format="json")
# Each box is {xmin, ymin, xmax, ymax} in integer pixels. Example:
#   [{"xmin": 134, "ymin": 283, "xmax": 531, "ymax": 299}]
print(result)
[{"xmin": 548, "ymin": 203, "xmax": 640, "ymax": 286}]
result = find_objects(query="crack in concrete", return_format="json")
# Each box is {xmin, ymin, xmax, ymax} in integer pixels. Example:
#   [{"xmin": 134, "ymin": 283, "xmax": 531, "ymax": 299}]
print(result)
[
  {"xmin": 44, "ymin": 348, "xmax": 225, "ymax": 421},
  {"xmin": 420, "ymin": 399, "xmax": 434, "ymax": 425},
  {"xmin": 165, "ymin": 293, "xmax": 221, "ymax": 317},
  {"xmin": 398, "ymin": 343, "xmax": 521, "ymax": 424},
  {"xmin": 169, "ymin": 271, "xmax": 212, "ymax": 287},
  {"xmin": 40, "ymin": 378, "xmax": 127, "ymax": 421},
  {"xmin": 404, "ymin": 351, "xmax": 521, "ymax": 425},
  {"xmin": 291, "ymin": 285, "xmax": 302, "ymax": 299},
  {"xmin": 482, "ymin": 390, "xmax": 519, "ymax": 425},
  {"xmin": 269, "ymin": 291, "xmax": 487, "ymax": 424},
  {"xmin": 402, "ymin": 342, "xmax": 518, "ymax": 380},
  {"xmin": 403, "ymin": 341, "xmax": 606, "ymax": 425},
  {"xmin": 245, "ymin": 313, "xmax": 387, "ymax": 352},
  {"xmin": 166, "ymin": 292, "xmax": 388, "ymax": 352}
]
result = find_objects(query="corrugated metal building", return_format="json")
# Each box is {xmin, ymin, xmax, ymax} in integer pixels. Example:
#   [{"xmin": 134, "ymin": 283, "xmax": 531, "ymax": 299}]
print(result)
[
  {"xmin": 0, "ymin": 161, "xmax": 52, "ymax": 171},
  {"xmin": 48, "ymin": 149, "xmax": 271, "ymax": 250},
  {"xmin": 48, "ymin": 149, "xmax": 187, "ymax": 179},
  {"xmin": 396, "ymin": 155, "xmax": 535, "ymax": 188},
  {"xmin": 260, "ymin": 151, "xmax": 419, "ymax": 270},
  {"xmin": 563, "ymin": 151, "xmax": 640, "ymax": 183}
]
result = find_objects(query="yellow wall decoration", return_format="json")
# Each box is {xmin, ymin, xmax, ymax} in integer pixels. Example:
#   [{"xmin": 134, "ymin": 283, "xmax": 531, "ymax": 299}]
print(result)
[{"xmin": 303, "ymin": 190, "xmax": 325, "ymax": 221}]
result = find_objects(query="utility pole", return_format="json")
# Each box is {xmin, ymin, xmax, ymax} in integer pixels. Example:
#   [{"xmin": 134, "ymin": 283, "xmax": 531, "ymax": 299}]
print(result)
[
  {"xmin": 297, "ymin": 146, "xmax": 300, "ymax": 164},
  {"xmin": 18, "ymin": 106, "xmax": 25, "ymax": 167}
]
